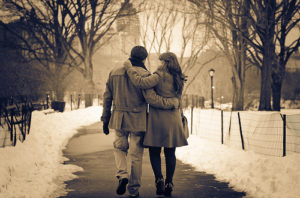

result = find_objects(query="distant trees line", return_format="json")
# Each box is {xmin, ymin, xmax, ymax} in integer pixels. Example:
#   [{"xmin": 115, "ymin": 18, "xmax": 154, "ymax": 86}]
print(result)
[
  {"xmin": 0, "ymin": 0, "xmax": 299, "ymax": 111},
  {"xmin": 187, "ymin": 0, "xmax": 300, "ymax": 111},
  {"xmin": 0, "ymin": 0, "xmax": 138, "ymax": 105},
  {"xmin": 128, "ymin": 0, "xmax": 300, "ymax": 110}
]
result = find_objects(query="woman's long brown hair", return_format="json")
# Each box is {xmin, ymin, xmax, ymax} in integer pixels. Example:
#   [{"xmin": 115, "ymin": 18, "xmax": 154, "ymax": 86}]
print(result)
[{"xmin": 159, "ymin": 52, "xmax": 186, "ymax": 96}]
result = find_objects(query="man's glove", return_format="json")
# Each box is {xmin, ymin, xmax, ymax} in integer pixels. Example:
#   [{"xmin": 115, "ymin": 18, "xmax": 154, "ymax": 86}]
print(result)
[{"xmin": 103, "ymin": 121, "xmax": 110, "ymax": 135}]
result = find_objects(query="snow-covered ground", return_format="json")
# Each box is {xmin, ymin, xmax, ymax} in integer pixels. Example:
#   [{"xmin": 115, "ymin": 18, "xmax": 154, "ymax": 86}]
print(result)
[
  {"xmin": 177, "ymin": 136, "xmax": 300, "ymax": 198},
  {"xmin": 0, "ymin": 106, "xmax": 299, "ymax": 198},
  {"xmin": 0, "ymin": 107, "xmax": 102, "ymax": 198}
]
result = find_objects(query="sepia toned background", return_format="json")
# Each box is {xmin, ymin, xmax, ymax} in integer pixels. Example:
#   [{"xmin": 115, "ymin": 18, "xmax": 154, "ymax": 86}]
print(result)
[{"xmin": 0, "ymin": 0, "xmax": 299, "ymax": 111}]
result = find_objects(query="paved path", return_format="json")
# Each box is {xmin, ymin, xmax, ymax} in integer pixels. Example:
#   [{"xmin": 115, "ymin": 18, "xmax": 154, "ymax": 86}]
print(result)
[{"xmin": 59, "ymin": 122, "xmax": 246, "ymax": 198}]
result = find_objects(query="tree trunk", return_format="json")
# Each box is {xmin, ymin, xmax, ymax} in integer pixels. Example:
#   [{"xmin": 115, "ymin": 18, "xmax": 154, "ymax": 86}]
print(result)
[
  {"xmin": 271, "ymin": 0, "xmax": 288, "ymax": 111},
  {"xmin": 258, "ymin": 0, "xmax": 276, "ymax": 111},
  {"xmin": 83, "ymin": 51, "xmax": 95, "ymax": 107},
  {"xmin": 232, "ymin": 75, "xmax": 244, "ymax": 110},
  {"xmin": 258, "ymin": 54, "xmax": 273, "ymax": 111},
  {"xmin": 271, "ymin": 79, "xmax": 282, "ymax": 111},
  {"xmin": 271, "ymin": 60, "xmax": 285, "ymax": 111},
  {"xmin": 233, "ymin": 86, "xmax": 244, "ymax": 110},
  {"xmin": 234, "ymin": 0, "xmax": 248, "ymax": 111},
  {"xmin": 52, "ymin": 65, "xmax": 66, "ymax": 101},
  {"xmin": 84, "ymin": 79, "xmax": 95, "ymax": 107},
  {"xmin": 53, "ymin": 77, "xmax": 65, "ymax": 101},
  {"xmin": 85, "ymin": 92, "xmax": 94, "ymax": 107}
]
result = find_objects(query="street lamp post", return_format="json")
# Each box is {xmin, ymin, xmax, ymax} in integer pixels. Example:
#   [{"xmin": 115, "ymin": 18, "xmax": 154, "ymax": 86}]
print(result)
[
  {"xmin": 209, "ymin": 68, "xmax": 215, "ymax": 109},
  {"xmin": 221, "ymin": 96, "xmax": 224, "ymax": 110},
  {"xmin": 46, "ymin": 94, "xmax": 50, "ymax": 109}
]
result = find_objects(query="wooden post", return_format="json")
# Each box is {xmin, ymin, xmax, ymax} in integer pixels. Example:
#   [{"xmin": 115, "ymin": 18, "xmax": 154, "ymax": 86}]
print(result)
[
  {"xmin": 77, "ymin": 94, "xmax": 81, "ymax": 109},
  {"xmin": 191, "ymin": 95, "xmax": 196, "ymax": 135},
  {"xmin": 221, "ymin": 110, "xmax": 224, "ymax": 144},
  {"xmin": 10, "ymin": 110, "xmax": 13, "ymax": 142},
  {"xmin": 237, "ymin": 112, "xmax": 245, "ymax": 150},
  {"xmin": 283, "ymin": 114, "xmax": 286, "ymax": 157},
  {"xmin": 191, "ymin": 106, "xmax": 194, "ymax": 135},
  {"xmin": 70, "ymin": 94, "xmax": 73, "ymax": 111},
  {"xmin": 46, "ymin": 94, "xmax": 49, "ymax": 109}
]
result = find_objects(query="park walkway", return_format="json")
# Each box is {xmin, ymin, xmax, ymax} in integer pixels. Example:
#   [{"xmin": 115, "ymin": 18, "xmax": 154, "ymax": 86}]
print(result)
[{"xmin": 59, "ymin": 122, "xmax": 246, "ymax": 198}]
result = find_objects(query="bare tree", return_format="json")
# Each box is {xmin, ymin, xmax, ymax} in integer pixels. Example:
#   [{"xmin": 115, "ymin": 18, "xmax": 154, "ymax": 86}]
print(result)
[
  {"xmin": 271, "ymin": 0, "xmax": 300, "ymax": 110},
  {"xmin": 62, "ymin": 0, "xmax": 132, "ymax": 82},
  {"xmin": 57, "ymin": 0, "xmax": 140, "ymax": 106},
  {"xmin": 139, "ymin": 0, "xmax": 180, "ymax": 68},
  {"xmin": 1, "ymin": 0, "xmax": 138, "ymax": 104},
  {"xmin": 191, "ymin": 0, "xmax": 300, "ymax": 111},
  {"xmin": 243, "ymin": 0, "xmax": 276, "ymax": 110},
  {"xmin": 1, "ymin": 0, "xmax": 79, "ymax": 101},
  {"xmin": 189, "ymin": 0, "xmax": 250, "ymax": 110},
  {"xmin": 139, "ymin": 0, "xmax": 213, "ymax": 94},
  {"xmin": 246, "ymin": 0, "xmax": 300, "ymax": 110}
]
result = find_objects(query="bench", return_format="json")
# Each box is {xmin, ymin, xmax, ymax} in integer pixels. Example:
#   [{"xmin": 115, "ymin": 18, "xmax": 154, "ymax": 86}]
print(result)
[{"xmin": 0, "ymin": 102, "xmax": 33, "ymax": 146}]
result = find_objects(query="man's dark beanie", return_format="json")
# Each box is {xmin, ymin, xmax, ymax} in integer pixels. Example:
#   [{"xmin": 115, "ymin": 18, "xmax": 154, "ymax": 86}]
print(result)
[{"xmin": 130, "ymin": 46, "xmax": 148, "ymax": 61}]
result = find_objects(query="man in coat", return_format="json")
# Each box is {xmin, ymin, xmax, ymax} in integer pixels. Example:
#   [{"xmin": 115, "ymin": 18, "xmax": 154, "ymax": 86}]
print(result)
[{"xmin": 101, "ymin": 46, "xmax": 179, "ymax": 198}]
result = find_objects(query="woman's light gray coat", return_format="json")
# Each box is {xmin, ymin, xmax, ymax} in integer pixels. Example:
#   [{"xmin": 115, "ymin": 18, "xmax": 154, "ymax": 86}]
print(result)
[{"xmin": 126, "ymin": 65, "xmax": 188, "ymax": 148}]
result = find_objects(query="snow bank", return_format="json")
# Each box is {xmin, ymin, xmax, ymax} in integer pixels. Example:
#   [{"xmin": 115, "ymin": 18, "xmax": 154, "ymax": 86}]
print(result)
[
  {"xmin": 0, "ymin": 107, "xmax": 102, "ymax": 198},
  {"xmin": 1, "ymin": 106, "xmax": 299, "ymax": 198},
  {"xmin": 177, "ymin": 108, "xmax": 300, "ymax": 198}
]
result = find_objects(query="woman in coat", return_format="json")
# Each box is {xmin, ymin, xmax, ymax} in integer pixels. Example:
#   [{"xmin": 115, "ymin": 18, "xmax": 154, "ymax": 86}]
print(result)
[{"xmin": 125, "ymin": 52, "xmax": 188, "ymax": 197}]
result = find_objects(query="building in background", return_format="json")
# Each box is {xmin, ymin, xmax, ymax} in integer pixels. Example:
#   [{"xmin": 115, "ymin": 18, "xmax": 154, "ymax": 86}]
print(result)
[
  {"xmin": 93, "ymin": 3, "xmax": 141, "ymax": 93},
  {"xmin": 97, "ymin": 3, "xmax": 140, "ymax": 57}
]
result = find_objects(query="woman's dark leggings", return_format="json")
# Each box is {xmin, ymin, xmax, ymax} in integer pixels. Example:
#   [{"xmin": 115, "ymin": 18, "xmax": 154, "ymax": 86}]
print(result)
[{"xmin": 149, "ymin": 147, "xmax": 176, "ymax": 183}]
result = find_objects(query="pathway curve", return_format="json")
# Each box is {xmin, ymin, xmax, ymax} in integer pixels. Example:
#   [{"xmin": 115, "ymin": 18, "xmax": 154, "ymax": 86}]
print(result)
[{"xmin": 59, "ymin": 122, "xmax": 246, "ymax": 198}]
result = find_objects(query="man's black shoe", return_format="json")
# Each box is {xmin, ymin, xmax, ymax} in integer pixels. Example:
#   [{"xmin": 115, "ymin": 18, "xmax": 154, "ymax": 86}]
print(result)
[
  {"xmin": 155, "ymin": 178, "xmax": 164, "ymax": 195},
  {"xmin": 116, "ymin": 178, "xmax": 128, "ymax": 195},
  {"xmin": 129, "ymin": 192, "xmax": 139, "ymax": 198}
]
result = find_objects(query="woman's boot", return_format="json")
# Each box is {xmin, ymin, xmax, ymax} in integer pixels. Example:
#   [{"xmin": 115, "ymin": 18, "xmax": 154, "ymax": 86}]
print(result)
[
  {"xmin": 164, "ymin": 182, "xmax": 173, "ymax": 197},
  {"xmin": 155, "ymin": 178, "xmax": 164, "ymax": 195}
]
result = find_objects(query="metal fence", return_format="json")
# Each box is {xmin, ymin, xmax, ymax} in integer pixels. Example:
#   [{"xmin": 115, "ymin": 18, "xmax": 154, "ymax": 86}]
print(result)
[
  {"xmin": 184, "ymin": 108, "xmax": 300, "ymax": 157},
  {"xmin": 0, "ymin": 93, "xmax": 102, "ymax": 148},
  {"xmin": 286, "ymin": 114, "xmax": 300, "ymax": 154},
  {"xmin": 64, "ymin": 92, "xmax": 102, "ymax": 110},
  {"xmin": 0, "ymin": 96, "xmax": 39, "ymax": 147}
]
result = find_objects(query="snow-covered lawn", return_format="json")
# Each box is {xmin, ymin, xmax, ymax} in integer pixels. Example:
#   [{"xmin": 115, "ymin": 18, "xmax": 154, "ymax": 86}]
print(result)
[
  {"xmin": 0, "ymin": 107, "xmax": 102, "ymax": 198},
  {"xmin": 177, "ymin": 136, "xmax": 300, "ymax": 198},
  {"xmin": 0, "ymin": 106, "xmax": 299, "ymax": 198}
]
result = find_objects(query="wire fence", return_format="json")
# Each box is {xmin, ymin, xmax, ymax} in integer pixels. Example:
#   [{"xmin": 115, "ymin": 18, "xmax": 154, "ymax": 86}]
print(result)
[
  {"xmin": 2, "ymin": 93, "xmax": 299, "ymax": 157},
  {"xmin": 183, "ymin": 108, "xmax": 300, "ymax": 157},
  {"xmin": 286, "ymin": 114, "xmax": 300, "ymax": 154}
]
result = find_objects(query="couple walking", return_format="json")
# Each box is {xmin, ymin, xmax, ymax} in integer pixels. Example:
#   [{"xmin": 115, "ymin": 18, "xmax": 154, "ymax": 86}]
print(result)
[{"xmin": 101, "ymin": 46, "xmax": 188, "ymax": 197}]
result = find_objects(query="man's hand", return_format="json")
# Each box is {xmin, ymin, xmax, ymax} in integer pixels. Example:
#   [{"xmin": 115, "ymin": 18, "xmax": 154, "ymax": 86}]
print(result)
[
  {"xmin": 123, "ymin": 60, "xmax": 132, "ymax": 70},
  {"xmin": 103, "ymin": 121, "xmax": 110, "ymax": 135},
  {"xmin": 170, "ymin": 97, "xmax": 179, "ymax": 109},
  {"xmin": 153, "ymin": 70, "xmax": 163, "ymax": 78}
]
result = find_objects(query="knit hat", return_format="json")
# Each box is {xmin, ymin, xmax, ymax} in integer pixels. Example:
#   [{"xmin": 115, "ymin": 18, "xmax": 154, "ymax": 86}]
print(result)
[{"xmin": 130, "ymin": 46, "xmax": 148, "ymax": 61}]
